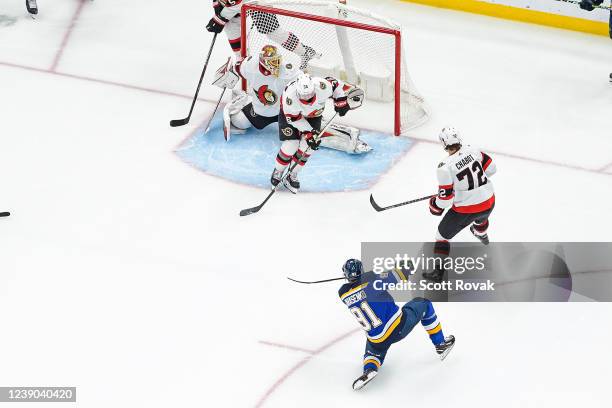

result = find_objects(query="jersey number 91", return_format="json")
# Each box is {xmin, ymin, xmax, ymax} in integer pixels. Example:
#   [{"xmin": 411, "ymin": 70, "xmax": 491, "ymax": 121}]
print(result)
[{"xmin": 349, "ymin": 301, "xmax": 383, "ymax": 331}]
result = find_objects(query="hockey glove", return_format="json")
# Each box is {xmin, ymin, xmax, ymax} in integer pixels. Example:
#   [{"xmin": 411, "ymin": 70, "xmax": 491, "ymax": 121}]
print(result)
[
  {"xmin": 206, "ymin": 16, "xmax": 226, "ymax": 33},
  {"xmin": 429, "ymin": 196, "xmax": 444, "ymax": 216},
  {"xmin": 303, "ymin": 130, "xmax": 321, "ymax": 150},
  {"xmin": 333, "ymin": 96, "xmax": 350, "ymax": 117}
]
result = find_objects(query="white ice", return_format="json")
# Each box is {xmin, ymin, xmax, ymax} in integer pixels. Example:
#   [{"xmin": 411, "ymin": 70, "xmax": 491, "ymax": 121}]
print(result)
[{"xmin": 0, "ymin": 0, "xmax": 611, "ymax": 407}]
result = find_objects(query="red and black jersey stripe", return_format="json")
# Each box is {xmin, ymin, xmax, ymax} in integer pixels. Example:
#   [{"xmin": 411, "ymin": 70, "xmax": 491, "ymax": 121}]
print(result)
[
  {"xmin": 438, "ymin": 184, "xmax": 454, "ymax": 200},
  {"xmin": 482, "ymin": 152, "xmax": 493, "ymax": 171}
]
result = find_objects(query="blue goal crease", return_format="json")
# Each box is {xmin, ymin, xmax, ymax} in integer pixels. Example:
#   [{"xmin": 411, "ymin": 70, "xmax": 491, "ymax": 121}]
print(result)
[{"xmin": 175, "ymin": 111, "xmax": 414, "ymax": 193}]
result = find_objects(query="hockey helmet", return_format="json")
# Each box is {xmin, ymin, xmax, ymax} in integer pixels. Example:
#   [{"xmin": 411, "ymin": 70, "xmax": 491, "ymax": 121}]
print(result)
[
  {"xmin": 439, "ymin": 127, "xmax": 462, "ymax": 149},
  {"xmin": 295, "ymin": 73, "xmax": 316, "ymax": 102},
  {"xmin": 342, "ymin": 259, "xmax": 364, "ymax": 283},
  {"xmin": 259, "ymin": 45, "xmax": 281, "ymax": 77}
]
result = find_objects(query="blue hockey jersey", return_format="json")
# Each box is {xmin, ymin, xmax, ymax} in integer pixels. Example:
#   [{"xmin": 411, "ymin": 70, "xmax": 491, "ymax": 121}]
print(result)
[{"xmin": 338, "ymin": 268, "xmax": 409, "ymax": 344}]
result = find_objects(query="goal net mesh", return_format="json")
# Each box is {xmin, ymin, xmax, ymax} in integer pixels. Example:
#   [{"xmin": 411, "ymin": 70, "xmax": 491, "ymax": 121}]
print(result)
[{"xmin": 241, "ymin": 0, "xmax": 429, "ymax": 135}]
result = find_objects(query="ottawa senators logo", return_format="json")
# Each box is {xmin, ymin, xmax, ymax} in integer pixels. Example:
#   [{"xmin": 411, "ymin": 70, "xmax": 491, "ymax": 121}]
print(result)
[{"xmin": 254, "ymin": 85, "xmax": 278, "ymax": 106}]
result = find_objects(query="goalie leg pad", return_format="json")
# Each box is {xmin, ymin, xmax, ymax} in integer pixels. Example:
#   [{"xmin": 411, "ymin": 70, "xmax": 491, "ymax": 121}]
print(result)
[
  {"xmin": 319, "ymin": 123, "xmax": 372, "ymax": 154},
  {"xmin": 230, "ymin": 110, "xmax": 252, "ymax": 131},
  {"xmin": 223, "ymin": 94, "xmax": 252, "ymax": 141}
]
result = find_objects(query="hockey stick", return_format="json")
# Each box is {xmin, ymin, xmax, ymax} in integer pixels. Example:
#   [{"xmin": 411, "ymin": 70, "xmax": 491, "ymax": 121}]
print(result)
[
  {"xmin": 204, "ymin": 87, "xmax": 227, "ymax": 133},
  {"xmin": 239, "ymin": 113, "xmax": 338, "ymax": 217},
  {"xmin": 0, "ymin": 212, "xmax": 10, "ymax": 217},
  {"xmin": 287, "ymin": 276, "xmax": 345, "ymax": 284},
  {"xmin": 369, "ymin": 193, "xmax": 436, "ymax": 212},
  {"xmin": 553, "ymin": 0, "xmax": 612, "ymax": 9},
  {"xmin": 170, "ymin": 33, "xmax": 218, "ymax": 127}
]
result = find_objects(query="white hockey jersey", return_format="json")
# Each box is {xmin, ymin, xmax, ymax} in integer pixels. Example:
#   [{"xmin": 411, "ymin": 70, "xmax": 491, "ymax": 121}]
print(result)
[
  {"xmin": 235, "ymin": 55, "xmax": 300, "ymax": 117},
  {"xmin": 281, "ymin": 76, "xmax": 349, "ymax": 132},
  {"xmin": 215, "ymin": 0, "xmax": 243, "ymax": 22},
  {"xmin": 435, "ymin": 146, "xmax": 496, "ymax": 213}
]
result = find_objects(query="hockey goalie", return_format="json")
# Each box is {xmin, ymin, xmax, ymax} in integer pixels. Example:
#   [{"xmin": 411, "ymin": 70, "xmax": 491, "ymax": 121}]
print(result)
[{"xmin": 211, "ymin": 44, "xmax": 371, "ymax": 156}]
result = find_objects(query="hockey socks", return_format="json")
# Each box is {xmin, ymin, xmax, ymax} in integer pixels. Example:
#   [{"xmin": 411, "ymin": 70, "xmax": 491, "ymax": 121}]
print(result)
[{"xmin": 421, "ymin": 300, "xmax": 445, "ymax": 345}]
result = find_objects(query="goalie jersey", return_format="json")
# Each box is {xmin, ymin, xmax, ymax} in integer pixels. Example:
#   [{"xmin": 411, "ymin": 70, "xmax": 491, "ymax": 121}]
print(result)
[
  {"xmin": 338, "ymin": 268, "xmax": 409, "ymax": 344},
  {"xmin": 235, "ymin": 55, "xmax": 300, "ymax": 117},
  {"xmin": 281, "ymin": 76, "xmax": 350, "ymax": 132},
  {"xmin": 435, "ymin": 145, "xmax": 496, "ymax": 213}
]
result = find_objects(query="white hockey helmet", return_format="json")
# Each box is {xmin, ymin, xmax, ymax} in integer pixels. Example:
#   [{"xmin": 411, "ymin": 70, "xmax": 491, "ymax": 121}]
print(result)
[
  {"xmin": 295, "ymin": 73, "xmax": 316, "ymax": 102},
  {"xmin": 439, "ymin": 127, "xmax": 462, "ymax": 149}
]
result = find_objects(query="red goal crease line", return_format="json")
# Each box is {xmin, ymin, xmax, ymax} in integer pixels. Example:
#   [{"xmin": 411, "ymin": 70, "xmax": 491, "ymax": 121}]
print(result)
[{"xmin": 240, "ymin": 3, "xmax": 404, "ymax": 136}]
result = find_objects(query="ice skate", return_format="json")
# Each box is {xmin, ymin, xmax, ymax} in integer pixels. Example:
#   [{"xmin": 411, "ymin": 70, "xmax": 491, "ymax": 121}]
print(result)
[
  {"xmin": 352, "ymin": 369, "xmax": 378, "ymax": 390},
  {"xmin": 270, "ymin": 169, "xmax": 283, "ymax": 187},
  {"xmin": 435, "ymin": 335, "xmax": 455, "ymax": 361},
  {"xmin": 422, "ymin": 267, "xmax": 445, "ymax": 283},
  {"xmin": 282, "ymin": 172, "xmax": 300, "ymax": 194},
  {"xmin": 470, "ymin": 225, "xmax": 489, "ymax": 245},
  {"xmin": 26, "ymin": 0, "xmax": 38, "ymax": 15}
]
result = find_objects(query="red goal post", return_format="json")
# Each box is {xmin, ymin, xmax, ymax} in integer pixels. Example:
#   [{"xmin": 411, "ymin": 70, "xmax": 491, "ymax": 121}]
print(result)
[{"xmin": 240, "ymin": 0, "xmax": 429, "ymax": 136}]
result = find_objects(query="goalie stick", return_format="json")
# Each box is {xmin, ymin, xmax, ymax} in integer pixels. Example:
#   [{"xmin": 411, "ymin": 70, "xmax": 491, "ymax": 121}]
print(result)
[
  {"xmin": 0, "ymin": 212, "xmax": 10, "ymax": 217},
  {"xmin": 369, "ymin": 193, "xmax": 436, "ymax": 212},
  {"xmin": 239, "ymin": 113, "xmax": 338, "ymax": 217},
  {"xmin": 170, "ymin": 33, "xmax": 218, "ymax": 127},
  {"xmin": 287, "ymin": 276, "xmax": 345, "ymax": 284},
  {"xmin": 204, "ymin": 87, "xmax": 227, "ymax": 134}
]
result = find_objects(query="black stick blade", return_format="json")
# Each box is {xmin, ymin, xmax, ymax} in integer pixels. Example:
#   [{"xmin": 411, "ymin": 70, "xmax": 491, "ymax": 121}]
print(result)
[
  {"xmin": 239, "ymin": 206, "xmax": 262, "ymax": 217},
  {"xmin": 369, "ymin": 194, "xmax": 385, "ymax": 212},
  {"xmin": 0, "ymin": 212, "xmax": 10, "ymax": 217},
  {"xmin": 170, "ymin": 118, "xmax": 189, "ymax": 127}
]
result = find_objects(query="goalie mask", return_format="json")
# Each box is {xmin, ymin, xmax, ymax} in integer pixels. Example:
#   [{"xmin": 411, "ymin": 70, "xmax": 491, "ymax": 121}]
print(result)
[
  {"xmin": 439, "ymin": 127, "xmax": 462, "ymax": 149},
  {"xmin": 295, "ymin": 73, "xmax": 316, "ymax": 103},
  {"xmin": 259, "ymin": 45, "xmax": 281, "ymax": 77}
]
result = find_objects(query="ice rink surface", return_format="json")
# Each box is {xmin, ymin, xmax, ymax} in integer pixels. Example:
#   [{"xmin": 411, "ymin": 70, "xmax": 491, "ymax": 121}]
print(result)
[{"xmin": 1, "ymin": 0, "xmax": 611, "ymax": 407}]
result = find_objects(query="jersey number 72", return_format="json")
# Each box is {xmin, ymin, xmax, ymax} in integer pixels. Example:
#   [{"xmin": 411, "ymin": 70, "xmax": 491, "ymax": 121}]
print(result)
[
  {"xmin": 457, "ymin": 161, "xmax": 487, "ymax": 190},
  {"xmin": 349, "ymin": 301, "xmax": 383, "ymax": 331}
]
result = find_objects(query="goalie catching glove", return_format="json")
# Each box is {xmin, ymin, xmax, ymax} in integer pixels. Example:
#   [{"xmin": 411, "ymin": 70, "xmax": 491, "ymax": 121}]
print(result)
[
  {"xmin": 302, "ymin": 130, "xmax": 322, "ymax": 150},
  {"xmin": 212, "ymin": 58, "xmax": 240, "ymax": 89},
  {"xmin": 333, "ymin": 86, "xmax": 365, "ymax": 116}
]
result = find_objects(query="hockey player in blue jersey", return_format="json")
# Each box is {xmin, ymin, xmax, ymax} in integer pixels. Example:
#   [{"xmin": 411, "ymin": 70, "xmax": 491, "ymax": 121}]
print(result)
[{"xmin": 339, "ymin": 259, "xmax": 455, "ymax": 390}]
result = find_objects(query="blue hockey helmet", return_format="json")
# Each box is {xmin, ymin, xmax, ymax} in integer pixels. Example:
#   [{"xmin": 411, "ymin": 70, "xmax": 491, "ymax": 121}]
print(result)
[{"xmin": 342, "ymin": 259, "xmax": 363, "ymax": 282}]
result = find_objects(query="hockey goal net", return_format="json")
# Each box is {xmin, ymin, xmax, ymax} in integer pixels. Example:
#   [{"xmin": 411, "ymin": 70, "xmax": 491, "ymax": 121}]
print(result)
[{"xmin": 240, "ymin": 0, "xmax": 429, "ymax": 135}]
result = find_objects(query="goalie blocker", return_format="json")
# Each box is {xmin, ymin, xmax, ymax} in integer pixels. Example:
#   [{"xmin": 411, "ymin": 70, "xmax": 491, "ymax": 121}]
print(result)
[{"xmin": 211, "ymin": 48, "xmax": 370, "ymax": 155}]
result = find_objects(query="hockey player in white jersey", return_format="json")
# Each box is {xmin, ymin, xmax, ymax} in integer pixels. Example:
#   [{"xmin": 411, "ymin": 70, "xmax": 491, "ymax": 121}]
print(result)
[
  {"xmin": 212, "ymin": 45, "xmax": 371, "ymax": 154},
  {"xmin": 423, "ymin": 127, "xmax": 496, "ymax": 282},
  {"xmin": 205, "ymin": 0, "xmax": 320, "ymax": 69},
  {"xmin": 272, "ymin": 73, "xmax": 365, "ymax": 193}
]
